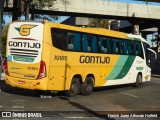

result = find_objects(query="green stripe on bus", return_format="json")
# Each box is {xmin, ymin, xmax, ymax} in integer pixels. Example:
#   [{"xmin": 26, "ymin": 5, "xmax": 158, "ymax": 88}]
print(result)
[
  {"xmin": 115, "ymin": 56, "xmax": 136, "ymax": 79},
  {"xmin": 105, "ymin": 56, "xmax": 128, "ymax": 80},
  {"xmin": 126, "ymin": 37, "xmax": 141, "ymax": 41}
]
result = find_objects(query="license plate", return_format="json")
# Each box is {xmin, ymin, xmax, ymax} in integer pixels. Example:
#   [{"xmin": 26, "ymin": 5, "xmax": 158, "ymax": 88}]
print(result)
[{"xmin": 18, "ymin": 80, "xmax": 25, "ymax": 85}]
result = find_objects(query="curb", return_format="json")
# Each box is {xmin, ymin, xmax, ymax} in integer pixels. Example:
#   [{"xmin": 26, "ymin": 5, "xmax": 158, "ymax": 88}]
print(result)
[{"xmin": 151, "ymin": 74, "xmax": 160, "ymax": 78}]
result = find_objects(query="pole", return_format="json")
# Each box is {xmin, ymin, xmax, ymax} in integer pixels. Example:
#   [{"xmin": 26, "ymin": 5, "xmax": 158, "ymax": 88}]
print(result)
[
  {"xmin": 13, "ymin": 0, "xmax": 18, "ymax": 21},
  {"xmin": 158, "ymin": 26, "xmax": 160, "ymax": 52},
  {"xmin": 0, "ymin": 0, "xmax": 5, "ymax": 81}
]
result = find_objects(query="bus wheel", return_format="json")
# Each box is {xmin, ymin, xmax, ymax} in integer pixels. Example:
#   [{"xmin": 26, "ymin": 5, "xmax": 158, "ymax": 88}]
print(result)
[
  {"xmin": 80, "ymin": 77, "xmax": 94, "ymax": 96},
  {"xmin": 134, "ymin": 73, "xmax": 142, "ymax": 87},
  {"xmin": 65, "ymin": 78, "xmax": 80, "ymax": 97}
]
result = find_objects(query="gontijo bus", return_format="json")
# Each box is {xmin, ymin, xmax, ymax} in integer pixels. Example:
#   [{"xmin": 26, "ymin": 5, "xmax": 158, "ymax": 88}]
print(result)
[{"xmin": 4, "ymin": 21, "xmax": 156, "ymax": 97}]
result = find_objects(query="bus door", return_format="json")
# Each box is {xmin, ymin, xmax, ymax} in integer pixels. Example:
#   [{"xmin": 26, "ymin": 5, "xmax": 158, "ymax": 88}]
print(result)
[{"xmin": 47, "ymin": 28, "xmax": 69, "ymax": 90}]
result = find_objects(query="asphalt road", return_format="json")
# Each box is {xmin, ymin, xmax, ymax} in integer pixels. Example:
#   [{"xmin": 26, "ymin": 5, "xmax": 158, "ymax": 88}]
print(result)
[{"xmin": 0, "ymin": 77, "xmax": 160, "ymax": 120}]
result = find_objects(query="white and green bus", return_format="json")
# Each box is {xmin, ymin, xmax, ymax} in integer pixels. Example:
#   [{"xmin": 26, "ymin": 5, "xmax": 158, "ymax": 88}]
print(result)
[{"xmin": 4, "ymin": 21, "xmax": 156, "ymax": 96}]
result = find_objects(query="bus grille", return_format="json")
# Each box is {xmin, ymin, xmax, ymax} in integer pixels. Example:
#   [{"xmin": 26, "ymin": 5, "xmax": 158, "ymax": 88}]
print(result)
[{"xmin": 10, "ymin": 48, "xmax": 38, "ymax": 58}]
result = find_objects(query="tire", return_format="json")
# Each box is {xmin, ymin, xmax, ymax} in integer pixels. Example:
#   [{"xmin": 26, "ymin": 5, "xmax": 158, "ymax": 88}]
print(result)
[
  {"xmin": 80, "ymin": 77, "xmax": 94, "ymax": 96},
  {"xmin": 134, "ymin": 73, "xmax": 142, "ymax": 87},
  {"xmin": 65, "ymin": 78, "xmax": 80, "ymax": 97}
]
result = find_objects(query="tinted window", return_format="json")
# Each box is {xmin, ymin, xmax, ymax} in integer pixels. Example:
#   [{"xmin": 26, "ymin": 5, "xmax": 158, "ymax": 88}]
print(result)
[
  {"xmin": 51, "ymin": 28, "xmax": 145, "ymax": 58},
  {"xmin": 51, "ymin": 28, "xmax": 67, "ymax": 50}
]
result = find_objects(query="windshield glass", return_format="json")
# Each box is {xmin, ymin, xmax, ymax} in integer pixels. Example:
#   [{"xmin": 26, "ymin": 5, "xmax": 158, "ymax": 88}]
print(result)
[{"xmin": 143, "ymin": 43, "xmax": 151, "ymax": 66}]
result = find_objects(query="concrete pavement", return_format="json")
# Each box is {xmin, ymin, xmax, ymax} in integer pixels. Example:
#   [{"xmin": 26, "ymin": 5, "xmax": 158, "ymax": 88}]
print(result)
[{"xmin": 0, "ymin": 76, "xmax": 160, "ymax": 120}]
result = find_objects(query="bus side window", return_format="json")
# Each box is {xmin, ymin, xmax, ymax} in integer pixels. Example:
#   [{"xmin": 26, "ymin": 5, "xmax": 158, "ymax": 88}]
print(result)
[
  {"xmin": 121, "ymin": 41, "xmax": 124, "ymax": 54},
  {"xmin": 87, "ymin": 35, "xmax": 92, "ymax": 52},
  {"xmin": 132, "ymin": 42, "xmax": 136, "ymax": 55},
  {"xmin": 51, "ymin": 28, "xmax": 67, "ymax": 51},
  {"xmin": 119, "ymin": 40, "xmax": 123, "ymax": 54},
  {"xmin": 116, "ymin": 40, "xmax": 122, "ymax": 54},
  {"xmin": 107, "ymin": 38, "xmax": 111, "ymax": 53},
  {"xmin": 123, "ymin": 41, "xmax": 127, "ymax": 55},
  {"xmin": 138, "ymin": 42, "xmax": 141, "ymax": 56},
  {"xmin": 74, "ymin": 33, "xmax": 81, "ymax": 51},
  {"xmin": 91, "ymin": 36, "xmax": 97, "ymax": 52},
  {"xmin": 82, "ymin": 34, "xmax": 88, "ymax": 52},
  {"xmin": 136, "ymin": 43, "xmax": 139, "ymax": 55},
  {"xmin": 102, "ymin": 37, "xmax": 107, "ymax": 53},
  {"xmin": 97, "ymin": 37, "xmax": 103, "ymax": 53},
  {"xmin": 127, "ymin": 41, "xmax": 131, "ymax": 55},
  {"xmin": 113, "ymin": 39, "xmax": 117, "ymax": 54},
  {"xmin": 67, "ymin": 32, "xmax": 74, "ymax": 51}
]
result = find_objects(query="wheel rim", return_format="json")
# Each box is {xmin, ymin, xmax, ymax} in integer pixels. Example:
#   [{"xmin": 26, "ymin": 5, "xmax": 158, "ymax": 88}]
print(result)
[
  {"xmin": 70, "ymin": 83, "xmax": 78, "ymax": 95},
  {"xmin": 86, "ymin": 78, "xmax": 93, "ymax": 93},
  {"xmin": 86, "ymin": 83, "xmax": 93, "ymax": 92}
]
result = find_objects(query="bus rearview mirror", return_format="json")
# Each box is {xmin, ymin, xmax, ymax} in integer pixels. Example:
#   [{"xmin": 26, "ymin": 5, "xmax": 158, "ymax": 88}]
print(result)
[{"xmin": 147, "ymin": 48, "xmax": 157, "ymax": 60}]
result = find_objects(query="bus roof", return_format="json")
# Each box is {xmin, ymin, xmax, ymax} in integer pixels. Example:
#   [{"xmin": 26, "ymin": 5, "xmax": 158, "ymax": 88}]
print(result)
[
  {"xmin": 127, "ymin": 34, "xmax": 149, "ymax": 44},
  {"xmin": 46, "ymin": 22, "xmax": 127, "ymax": 39}
]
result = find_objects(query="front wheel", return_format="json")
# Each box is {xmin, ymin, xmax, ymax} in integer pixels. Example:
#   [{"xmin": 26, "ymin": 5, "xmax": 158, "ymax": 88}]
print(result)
[
  {"xmin": 134, "ymin": 73, "xmax": 142, "ymax": 87},
  {"xmin": 65, "ymin": 78, "xmax": 80, "ymax": 97},
  {"xmin": 80, "ymin": 77, "xmax": 94, "ymax": 96}
]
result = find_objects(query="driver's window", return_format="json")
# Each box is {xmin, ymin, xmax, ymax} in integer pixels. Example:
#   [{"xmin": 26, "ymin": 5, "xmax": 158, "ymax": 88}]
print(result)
[{"xmin": 144, "ymin": 43, "xmax": 151, "ymax": 66}]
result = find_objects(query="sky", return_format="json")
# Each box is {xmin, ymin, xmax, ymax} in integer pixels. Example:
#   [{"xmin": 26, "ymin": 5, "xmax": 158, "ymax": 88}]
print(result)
[
  {"xmin": 3, "ymin": 0, "xmax": 160, "ymax": 46},
  {"xmin": 111, "ymin": 0, "xmax": 160, "ymax": 5}
]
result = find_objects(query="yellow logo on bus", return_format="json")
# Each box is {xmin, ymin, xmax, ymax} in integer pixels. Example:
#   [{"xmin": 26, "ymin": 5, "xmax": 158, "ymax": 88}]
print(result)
[{"xmin": 15, "ymin": 24, "xmax": 37, "ymax": 36}]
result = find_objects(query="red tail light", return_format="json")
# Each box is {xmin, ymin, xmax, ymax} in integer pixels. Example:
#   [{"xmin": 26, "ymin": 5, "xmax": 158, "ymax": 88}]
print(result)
[
  {"xmin": 3, "ymin": 57, "xmax": 9, "ymax": 76},
  {"xmin": 36, "ymin": 61, "xmax": 46, "ymax": 80}
]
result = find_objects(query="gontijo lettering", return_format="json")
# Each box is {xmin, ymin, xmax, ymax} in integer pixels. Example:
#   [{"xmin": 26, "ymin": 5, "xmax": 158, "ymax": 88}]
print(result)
[
  {"xmin": 9, "ymin": 41, "xmax": 41, "ymax": 49},
  {"xmin": 80, "ymin": 55, "xmax": 110, "ymax": 64}
]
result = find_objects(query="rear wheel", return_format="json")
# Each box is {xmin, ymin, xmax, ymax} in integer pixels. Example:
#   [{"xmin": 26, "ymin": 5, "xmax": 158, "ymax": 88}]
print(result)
[
  {"xmin": 134, "ymin": 73, "xmax": 142, "ymax": 87},
  {"xmin": 65, "ymin": 78, "xmax": 80, "ymax": 97},
  {"xmin": 80, "ymin": 77, "xmax": 94, "ymax": 96}
]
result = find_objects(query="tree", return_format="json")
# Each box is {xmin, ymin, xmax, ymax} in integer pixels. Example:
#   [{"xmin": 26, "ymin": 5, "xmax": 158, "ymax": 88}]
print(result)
[
  {"xmin": 88, "ymin": 18, "xmax": 110, "ymax": 29},
  {"xmin": 0, "ymin": 0, "xmax": 5, "ymax": 53},
  {"xmin": 11, "ymin": 0, "xmax": 69, "ymax": 20},
  {"xmin": 33, "ymin": 0, "xmax": 70, "ymax": 21},
  {"xmin": 1, "ymin": 25, "xmax": 9, "ymax": 56},
  {"xmin": 33, "ymin": 0, "xmax": 59, "ymax": 21}
]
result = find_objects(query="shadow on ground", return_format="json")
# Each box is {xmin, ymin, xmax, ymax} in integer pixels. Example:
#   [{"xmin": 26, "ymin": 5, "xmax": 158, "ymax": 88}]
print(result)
[
  {"xmin": 0, "ymin": 80, "xmax": 134, "ymax": 98},
  {"xmin": 0, "ymin": 80, "xmax": 63, "ymax": 98},
  {"xmin": 59, "ymin": 96, "xmax": 115, "ymax": 120}
]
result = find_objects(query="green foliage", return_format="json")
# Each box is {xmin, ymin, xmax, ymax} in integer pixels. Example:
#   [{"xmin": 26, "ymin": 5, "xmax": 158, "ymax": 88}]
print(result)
[
  {"xmin": 88, "ymin": 18, "xmax": 109, "ymax": 29},
  {"xmin": 34, "ymin": 14, "xmax": 59, "ymax": 21},
  {"xmin": 1, "ymin": 25, "xmax": 9, "ymax": 55},
  {"xmin": 3, "ymin": 0, "xmax": 70, "ymax": 21},
  {"xmin": 37, "ymin": 0, "xmax": 57, "ymax": 9},
  {"xmin": 27, "ymin": 0, "xmax": 69, "ymax": 21},
  {"xmin": 34, "ymin": 0, "xmax": 70, "ymax": 21}
]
